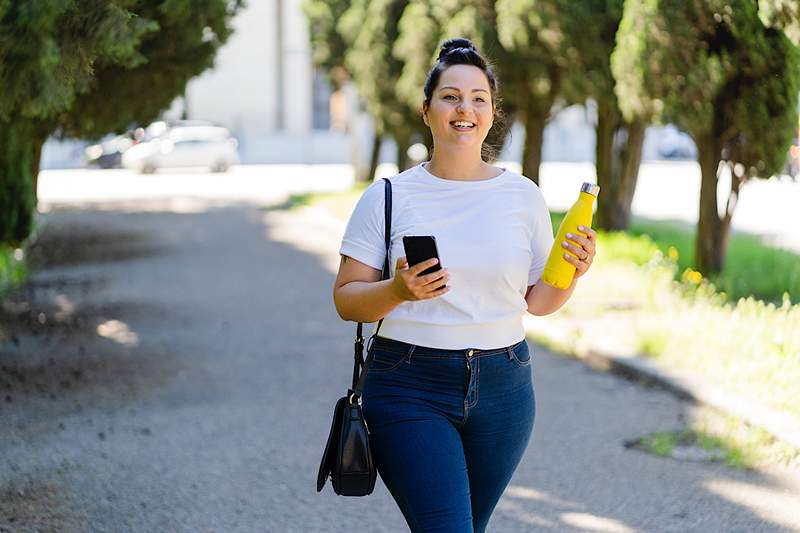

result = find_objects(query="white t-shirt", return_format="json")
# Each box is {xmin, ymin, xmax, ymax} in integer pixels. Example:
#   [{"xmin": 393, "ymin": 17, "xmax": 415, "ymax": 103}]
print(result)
[{"xmin": 339, "ymin": 163, "xmax": 554, "ymax": 349}]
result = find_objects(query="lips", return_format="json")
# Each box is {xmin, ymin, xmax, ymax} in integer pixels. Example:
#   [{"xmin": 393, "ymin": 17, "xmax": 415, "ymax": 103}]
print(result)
[{"xmin": 450, "ymin": 121, "xmax": 475, "ymax": 131}]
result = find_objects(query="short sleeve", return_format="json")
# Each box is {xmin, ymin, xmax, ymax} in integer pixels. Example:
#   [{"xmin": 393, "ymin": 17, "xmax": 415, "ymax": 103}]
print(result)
[
  {"xmin": 339, "ymin": 180, "xmax": 387, "ymax": 270},
  {"xmin": 528, "ymin": 197, "xmax": 554, "ymax": 286}
]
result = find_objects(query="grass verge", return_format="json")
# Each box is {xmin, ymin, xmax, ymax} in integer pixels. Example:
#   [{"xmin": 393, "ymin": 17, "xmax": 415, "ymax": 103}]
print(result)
[
  {"xmin": 633, "ymin": 409, "xmax": 800, "ymax": 470},
  {"xmin": 0, "ymin": 245, "xmax": 27, "ymax": 296}
]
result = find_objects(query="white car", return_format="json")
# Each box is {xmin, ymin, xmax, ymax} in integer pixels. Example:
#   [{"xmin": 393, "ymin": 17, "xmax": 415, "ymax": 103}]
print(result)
[
  {"xmin": 122, "ymin": 125, "xmax": 239, "ymax": 173},
  {"xmin": 657, "ymin": 125, "xmax": 697, "ymax": 160}
]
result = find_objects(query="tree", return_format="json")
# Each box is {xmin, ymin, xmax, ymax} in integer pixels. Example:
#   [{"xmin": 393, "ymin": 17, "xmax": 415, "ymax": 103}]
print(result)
[
  {"xmin": 302, "ymin": 0, "xmax": 382, "ymax": 183},
  {"xmin": 340, "ymin": 0, "xmax": 430, "ymax": 175},
  {"xmin": 549, "ymin": 0, "xmax": 646, "ymax": 231},
  {"xmin": 302, "ymin": 0, "xmax": 351, "ymax": 90},
  {"xmin": 495, "ymin": 0, "xmax": 568, "ymax": 183},
  {"xmin": 301, "ymin": 0, "xmax": 351, "ymax": 90},
  {"xmin": 614, "ymin": 0, "xmax": 799, "ymax": 274},
  {"xmin": 0, "ymin": 0, "xmax": 242, "ymax": 245}
]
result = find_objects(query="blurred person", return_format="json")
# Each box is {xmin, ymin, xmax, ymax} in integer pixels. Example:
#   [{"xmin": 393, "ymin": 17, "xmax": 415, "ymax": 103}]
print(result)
[{"xmin": 333, "ymin": 38, "xmax": 597, "ymax": 532}]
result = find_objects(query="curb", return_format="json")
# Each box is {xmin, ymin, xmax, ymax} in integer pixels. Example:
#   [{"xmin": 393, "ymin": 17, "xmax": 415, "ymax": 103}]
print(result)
[{"xmin": 526, "ymin": 326, "xmax": 800, "ymax": 451}]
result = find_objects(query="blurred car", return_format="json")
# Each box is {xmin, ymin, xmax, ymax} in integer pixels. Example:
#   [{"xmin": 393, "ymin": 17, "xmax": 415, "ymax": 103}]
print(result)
[
  {"xmin": 121, "ymin": 125, "xmax": 239, "ymax": 173},
  {"xmin": 657, "ymin": 125, "xmax": 698, "ymax": 160},
  {"xmin": 85, "ymin": 132, "xmax": 136, "ymax": 169}
]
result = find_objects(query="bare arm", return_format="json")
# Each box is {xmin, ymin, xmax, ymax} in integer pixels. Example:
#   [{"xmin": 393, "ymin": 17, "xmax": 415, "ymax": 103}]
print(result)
[{"xmin": 333, "ymin": 255, "xmax": 450, "ymax": 323}]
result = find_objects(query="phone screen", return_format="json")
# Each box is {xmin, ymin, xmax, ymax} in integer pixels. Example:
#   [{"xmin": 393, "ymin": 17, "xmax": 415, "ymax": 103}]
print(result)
[{"xmin": 402, "ymin": 236, "xmax": 442, "ymax": 276}]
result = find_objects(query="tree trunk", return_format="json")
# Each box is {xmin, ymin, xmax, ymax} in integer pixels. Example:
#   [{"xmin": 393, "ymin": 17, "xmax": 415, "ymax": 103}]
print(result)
[
  {"xmin": 695, "ymin": 134, "xmax": 729, "ymax": 275},
  {"xmin": 395, "ymin": 131, "xmax": 411, "ymax": 172},
  {"xmin": 0, "ymin": 119, "xmax": 43, "ymax": 245},
  {"xmin": 520, "ymin": 75, "xmax": 558, "ymax": 185},
  {"xmin": 361, "ymin": 133, "xmax": 381, "ymax": 183},
  {"xmin": 595, "ymin": 102, "xmax": 645, "ymax": 231},
  {"xmin": 521, "ymin": 102, "xmax": 546, "ymax": 185}
]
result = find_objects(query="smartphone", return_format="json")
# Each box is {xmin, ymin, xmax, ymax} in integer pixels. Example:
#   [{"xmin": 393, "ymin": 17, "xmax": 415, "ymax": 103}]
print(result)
[{"xmin": 402, "ymin": 236, "xmax": 443, "ymax": 277}]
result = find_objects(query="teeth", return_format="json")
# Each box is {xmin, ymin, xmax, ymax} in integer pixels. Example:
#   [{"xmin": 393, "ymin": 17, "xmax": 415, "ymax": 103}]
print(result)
[{"xmin": 452, "ymin": 122, "xmax": 475, "ymax": 127}]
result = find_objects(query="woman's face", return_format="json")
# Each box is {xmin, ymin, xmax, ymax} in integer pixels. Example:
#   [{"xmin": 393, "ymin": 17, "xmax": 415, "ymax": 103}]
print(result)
[{"xmin": 423, "ymin": 64, "xmax": 494, "ymax": 153}]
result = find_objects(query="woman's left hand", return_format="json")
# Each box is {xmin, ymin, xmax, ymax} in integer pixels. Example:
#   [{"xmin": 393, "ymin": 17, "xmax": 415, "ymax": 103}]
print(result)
[{"xmin": 562, "ymin": 225, "xmax": 597, "ymax": 279}]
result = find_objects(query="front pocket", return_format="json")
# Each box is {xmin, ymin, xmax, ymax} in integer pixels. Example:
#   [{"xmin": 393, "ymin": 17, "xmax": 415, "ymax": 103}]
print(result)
[
  {"xmin": 367, "ymin": 347, "xmax": 408, "ymax": 373},
  {"xmin": 509, "ymin": 340, "xmax": 531, "ymax": 366}
]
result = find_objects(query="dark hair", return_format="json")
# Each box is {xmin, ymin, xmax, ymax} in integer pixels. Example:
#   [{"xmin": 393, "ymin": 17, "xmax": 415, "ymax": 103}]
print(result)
[{"xmin": 423, "ymin": 38, "xmax": 507, "ymax": 162}]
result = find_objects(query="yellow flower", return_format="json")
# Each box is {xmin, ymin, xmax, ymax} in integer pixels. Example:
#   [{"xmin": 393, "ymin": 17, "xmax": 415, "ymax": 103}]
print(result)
[
  {"xmin": 682, "ymin": 268, "xmax": 703, "ymax": 284},
  {"xmin": 668, "ymin": 246, "xmax": 679, "ymax": 261}
]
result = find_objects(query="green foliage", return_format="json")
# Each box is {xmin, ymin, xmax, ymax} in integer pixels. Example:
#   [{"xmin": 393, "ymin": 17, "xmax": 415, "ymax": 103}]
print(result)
[
  {"xmin": 613, "ymin": 0, "xmax": 800, "ymax": 180},
  {"xmin": 0, "ymin": 245, "xmax": 27, "ymax": 295},
  {"xmin": 759, "ymin": 0, "xmax": 800, "ymax": 46},
  {"xmin": 301, "ymin": 0, "xmax": 351, "ymax": 89},
  {"xmin": 340, "ymin": 0, "xmax": 427, "ymax": 163},
  {"xmin": 0, "ymin": 0, "xmax": 242, "ymax": 246},
  {"xmin": 59, "ymin": 0, "xmax": 243, "ymax": 140},
  {"xmin": 624, "ymin": 217, "xmax": 800, "ymax": 304},
  {"xmin": 0, "ymin": 1, "xmax": 157, "ymax": 123}
]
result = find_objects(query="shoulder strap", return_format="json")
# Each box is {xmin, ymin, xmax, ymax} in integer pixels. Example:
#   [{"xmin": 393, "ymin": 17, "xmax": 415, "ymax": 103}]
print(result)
[{"xmin": 351, "ymin": 178, "xmax": 392, "ymax": 393}]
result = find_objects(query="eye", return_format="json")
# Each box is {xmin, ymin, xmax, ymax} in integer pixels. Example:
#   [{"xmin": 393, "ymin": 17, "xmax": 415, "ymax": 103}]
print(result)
[
  {"xmin": 475, "ymin": 97, "xmax": 486, "ymax": 102},
  {"xmin": 444, "ymin": 95, "xmax": 457, "ymax": 100}
]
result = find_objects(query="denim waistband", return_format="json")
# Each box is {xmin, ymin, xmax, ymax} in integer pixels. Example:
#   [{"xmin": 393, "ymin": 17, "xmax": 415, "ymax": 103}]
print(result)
[{"xmin": 369, "ymin": 335, "xmax": 525, "ymax": 359}]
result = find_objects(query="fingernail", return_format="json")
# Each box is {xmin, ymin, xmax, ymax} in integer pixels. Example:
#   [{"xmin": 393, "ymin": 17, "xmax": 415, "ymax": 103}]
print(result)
[
  {"xmin": 562, "ymin": 241, "xmax": 569, "ymax": 247},
  {"xmin": 564, "ymin": 253, "xmax": 570, "ymax": 259},
  {"xmin": 566, "ymin": 233, "xmax": 573, "ymax": 238},
  {"xmin": 578, "ymin": 225, "xmax": 585, "ymax": 231}
]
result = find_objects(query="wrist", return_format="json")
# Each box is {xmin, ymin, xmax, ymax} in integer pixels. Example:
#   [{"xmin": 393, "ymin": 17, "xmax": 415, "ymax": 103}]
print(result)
[{"xmin": 386, "ymin": 278, "xmax": 407, "ymax": 304}]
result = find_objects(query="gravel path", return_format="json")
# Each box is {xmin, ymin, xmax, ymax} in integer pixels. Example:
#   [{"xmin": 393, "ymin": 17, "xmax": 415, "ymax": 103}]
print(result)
[{"xmin": 0, "ymin": 203, "xmax": 797, "ymax": 532}]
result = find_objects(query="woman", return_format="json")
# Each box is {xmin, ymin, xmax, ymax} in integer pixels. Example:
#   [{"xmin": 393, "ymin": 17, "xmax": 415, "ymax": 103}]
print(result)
[{"xmin": 333, "ymin": 38, "xmax": 597, "ymax": 532}]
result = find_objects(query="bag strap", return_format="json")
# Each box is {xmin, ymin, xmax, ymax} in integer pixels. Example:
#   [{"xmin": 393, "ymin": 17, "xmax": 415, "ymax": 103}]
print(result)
[{"xmin": 351, "ymin": 178, "xmax": 392, "ymax": 397}]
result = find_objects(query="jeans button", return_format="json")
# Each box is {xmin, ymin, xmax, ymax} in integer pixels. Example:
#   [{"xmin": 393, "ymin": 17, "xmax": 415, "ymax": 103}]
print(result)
[{"xmin": 467, "ymin": 350, "xmax": 474, "ymax": 358}]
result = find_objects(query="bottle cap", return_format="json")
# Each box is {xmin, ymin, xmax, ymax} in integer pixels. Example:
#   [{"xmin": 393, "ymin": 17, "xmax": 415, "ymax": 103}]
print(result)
[{"xmin": 581, "ymin": 183, "xmax": 600, "ymax": 196}]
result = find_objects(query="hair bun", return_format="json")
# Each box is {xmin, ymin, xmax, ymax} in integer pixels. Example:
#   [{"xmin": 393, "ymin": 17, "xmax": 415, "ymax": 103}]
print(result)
[{"xmin": 438, "ymin": 38, "xmax": 477, "ymax": 61}]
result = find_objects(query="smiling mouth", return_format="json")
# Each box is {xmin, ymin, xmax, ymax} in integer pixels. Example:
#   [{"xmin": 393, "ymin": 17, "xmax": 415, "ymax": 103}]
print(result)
[{"xmin": 450, "ymin": 121, "xmax": 476, "ymax": 131}]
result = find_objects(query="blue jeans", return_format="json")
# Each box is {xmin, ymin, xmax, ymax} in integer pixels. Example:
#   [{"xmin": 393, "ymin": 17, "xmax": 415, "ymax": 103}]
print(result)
[{"xmin": 362, "ymin": 335, "xmax": 536, "ymax": 533}]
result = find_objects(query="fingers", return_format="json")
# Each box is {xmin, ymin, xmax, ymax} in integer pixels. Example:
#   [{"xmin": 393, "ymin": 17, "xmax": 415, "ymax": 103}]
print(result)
[
  {"xmin": 396, "ymin": 256, "xmax": 408, "ymax": 270},
  {"xmin": 408, "ymin": 257, "xmax": 440, "ymax": 276},
  {"xmin": 419, "ymin": 268, "xmax": 448, "ymax": 286},
  {"xmin": 563, "ymin": 226, "xmax": 598, "ymax": 279},
  {"xmin": 394, "ymin": 259, "xmax": 450, "ymax": 301},
  {"xmin": 564, "ymin": 226, "xmax": 597, "ymax": 260}
]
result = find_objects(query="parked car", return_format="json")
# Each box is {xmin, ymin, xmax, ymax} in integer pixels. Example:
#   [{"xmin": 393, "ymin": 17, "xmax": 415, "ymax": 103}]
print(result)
[
  {"xmin": 657, "ymin": 125, "xmax": 698, "ymax": 160},
  {"xmin": 85, "ymin": 132, "xmax": 136, "ymax": 169},
  {"xmin": 121, "ymin": 125, "xmax": 239, "ymax": 173}
]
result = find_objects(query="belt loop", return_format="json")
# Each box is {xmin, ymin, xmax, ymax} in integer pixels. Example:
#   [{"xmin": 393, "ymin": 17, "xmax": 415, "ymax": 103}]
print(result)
[
  {"xmin": 506, "ymin": 346, "xmax": 514, "ymax": 360},
  {"xmin": 406, "ymin": 344, "xmax": 416, "ymax": 364}
]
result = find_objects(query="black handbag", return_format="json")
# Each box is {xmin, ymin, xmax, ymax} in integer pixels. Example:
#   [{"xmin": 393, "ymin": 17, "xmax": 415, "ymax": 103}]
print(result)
[{"xmin": 316, "ymin": 177, "xmax": 392, "ymax": 496}]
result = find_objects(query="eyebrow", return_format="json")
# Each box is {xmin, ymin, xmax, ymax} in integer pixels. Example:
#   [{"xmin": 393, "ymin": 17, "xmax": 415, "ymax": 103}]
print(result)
[{"xmin": 438, "ymin": 86, "xmax": 489, "ymax": 94}]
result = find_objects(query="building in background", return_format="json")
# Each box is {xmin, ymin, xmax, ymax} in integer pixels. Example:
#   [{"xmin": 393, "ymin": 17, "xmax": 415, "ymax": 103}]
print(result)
[{"xmin": 181, "ymin": 0, "xmax": 350, "ymax": 164}]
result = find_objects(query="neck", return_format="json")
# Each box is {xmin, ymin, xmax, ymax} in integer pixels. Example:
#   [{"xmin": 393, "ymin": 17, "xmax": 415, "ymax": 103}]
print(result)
[{"xmin": 425, "ymin": 149, "xmax": 489, "ymax": 181}]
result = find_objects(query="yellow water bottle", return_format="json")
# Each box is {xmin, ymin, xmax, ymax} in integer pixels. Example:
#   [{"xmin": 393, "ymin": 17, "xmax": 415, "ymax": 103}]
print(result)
[{"xmin": 542, "ymin": 182, "xmax": 600, "ymax": 289}]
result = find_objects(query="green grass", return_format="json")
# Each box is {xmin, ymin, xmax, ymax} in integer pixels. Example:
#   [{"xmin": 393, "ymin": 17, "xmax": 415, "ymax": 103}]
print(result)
[
  {"xmin": 552, "ymin": 212, "xmax": 800, "ymax": 305},
  {"xmin": 0, "ymin": 245, "xmax": 27, "ymax": 296},
  {"xmin": 638, "ymin": 410, "xmax": 800, "ymax": 470}
]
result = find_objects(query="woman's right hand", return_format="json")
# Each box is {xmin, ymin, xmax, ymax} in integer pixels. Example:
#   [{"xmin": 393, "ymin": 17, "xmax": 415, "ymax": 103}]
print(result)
[{"xmin": 391, "ymin": 257, "xmax": 450, "ymax": 301}]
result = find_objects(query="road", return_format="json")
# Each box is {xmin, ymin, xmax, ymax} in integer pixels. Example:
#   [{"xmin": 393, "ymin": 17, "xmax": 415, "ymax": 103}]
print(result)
[
  {"xmin": 38, "ymin": 162, "xmax": 800, "ymax": 252},
  {"xmin": 0, "ymin": 167, "xmax": 797, "ymax": 532}
]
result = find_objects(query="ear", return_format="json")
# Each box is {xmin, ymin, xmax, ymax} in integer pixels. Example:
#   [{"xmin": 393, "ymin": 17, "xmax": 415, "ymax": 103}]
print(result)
[{"xmin": 421, "ymin": 105, "xmax": 429, "ymax": 127}]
